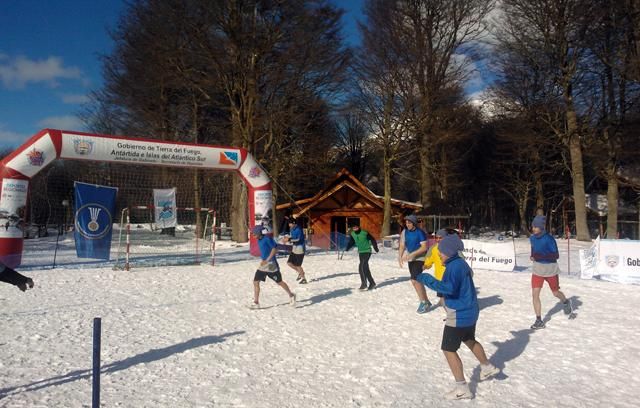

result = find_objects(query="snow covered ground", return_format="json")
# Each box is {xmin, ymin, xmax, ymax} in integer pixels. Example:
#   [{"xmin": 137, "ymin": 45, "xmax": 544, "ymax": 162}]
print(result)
[{"xmin": 1, "ymin": 236, "xmax": 639, "ymax": 407}]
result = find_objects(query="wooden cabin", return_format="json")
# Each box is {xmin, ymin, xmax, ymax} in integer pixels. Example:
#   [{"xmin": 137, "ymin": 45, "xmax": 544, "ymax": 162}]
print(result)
[{"xmin": 276, "ymin": 168, "xmax": 421, "ymax": 249}]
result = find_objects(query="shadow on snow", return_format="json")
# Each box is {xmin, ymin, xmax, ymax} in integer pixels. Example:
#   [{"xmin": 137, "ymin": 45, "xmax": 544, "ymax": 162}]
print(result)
[{"xmin": 0, "ymin": 330, "xmax": 244, "ymax": 399}]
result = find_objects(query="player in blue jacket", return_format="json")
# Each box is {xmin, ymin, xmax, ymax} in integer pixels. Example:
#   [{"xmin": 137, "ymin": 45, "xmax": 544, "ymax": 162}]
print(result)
[
  {"xmin": 284, "ymin": 218, "xmax": 307, "ymax": 284},
  {"xmin": 529, "ymin": 214, "xmax": 573, "ymax": 329},
  {"xmin": 398, "ymin": 214, "xmax": 432, "ymax": 313},
  {"xmin": 250, "ymin": 225, "xmax": 296, "ymax": 309},
  {"xmin": 416, "ymin": 234, "xmax": 499, "ymax": 400}
]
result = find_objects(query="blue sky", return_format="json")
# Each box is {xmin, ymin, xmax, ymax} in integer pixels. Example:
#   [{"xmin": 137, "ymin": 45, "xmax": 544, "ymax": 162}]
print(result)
[
  {"xmin": 0, "ymin": 0, "xmax": 127, "ymax": 149},
  {"xmin": 1, "ymin": 0, "xmax": 488, "ymax": 151},
  {"xmin": 0, "ymin": 0, "xmax": 366, "ymax": 150}
]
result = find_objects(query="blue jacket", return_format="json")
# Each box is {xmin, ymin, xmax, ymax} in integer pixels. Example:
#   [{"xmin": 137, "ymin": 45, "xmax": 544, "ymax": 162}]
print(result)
[
  {"xmin": 402, "ymin": 227, "xmax": 428, "ymax": 261},
  {"xmin": 417, "ymin": 255, "xmax": 479, "ymax": 328},
  {"xmin": 258, "ymin": 235, "xmax": 279, "ymax": 270},
  {"xmin": 529, "ymin": 232, "xmax": 559, "ymax": 264},
  {"xmin": 289, "ymin": 225, "xmax": 306, "ymax": 252}
]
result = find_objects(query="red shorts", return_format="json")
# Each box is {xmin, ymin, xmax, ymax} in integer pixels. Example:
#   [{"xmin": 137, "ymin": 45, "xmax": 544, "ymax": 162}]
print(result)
[{"xmin": 531, "ymin": 274, "xmax": 560, "ymax": 291}]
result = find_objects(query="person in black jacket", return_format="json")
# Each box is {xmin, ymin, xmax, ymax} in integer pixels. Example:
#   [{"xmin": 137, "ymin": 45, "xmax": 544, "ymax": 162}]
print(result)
[
  {"xmin": 344, "ymin": 223, "xmax": 379, "ymax": 291},
  {"xmin": 0, "ymin": 261, "xmax": 34, "ymax": 292}
]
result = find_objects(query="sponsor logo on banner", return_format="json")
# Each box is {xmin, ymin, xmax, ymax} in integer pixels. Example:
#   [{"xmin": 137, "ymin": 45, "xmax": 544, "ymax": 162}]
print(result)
[
  {"xmin": 75, "ymin": 204, "xmax": 113, "ymax": 239},
  {"xmin": 605, "ymin": 255, "xmax": 619, "ymax": 268},
  {"xmin": 248, "ymin": 166, "xmax": 262, "ymax": 178},
  {"xmin": 73, "ymin": 138, "xmax": 94, "ymax": 155},
  {"xmin": 26, "ymin": 148, "xmax": 45, "ymax": 166},
  {"xmin": 220, "ymin": 151, "xmax": 238, "ymax": 165}
]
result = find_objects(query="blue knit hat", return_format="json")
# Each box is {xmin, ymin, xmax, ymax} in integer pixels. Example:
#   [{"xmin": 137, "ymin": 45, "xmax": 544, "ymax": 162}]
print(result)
[
  {"xmin": 251, "ymin": 225, "xmax": 264, "ymax": 236},
  {"xmin": 405, "ymin": 214, "xmax": 419, "ymax": 225},
  {"xmin": 532, "ymin": 215, "xmax": 546, "ymax": 230},
  {"xmin": 439, "ymin": 234, "xmax": 463, "ymax": 257},
  {"xmin": 435, "ymin": 228, "xmax": 448, "ymax": 238}
]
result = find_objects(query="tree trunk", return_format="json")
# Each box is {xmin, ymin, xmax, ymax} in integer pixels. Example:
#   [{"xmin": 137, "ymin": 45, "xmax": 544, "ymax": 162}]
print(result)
[
  {"xmin": 231, "ymin": 175, "xmax": 248, "ymax": 242},
  {"xmin": 382, "ymin": 155, "xmax": 392, "ymax": 237},
  {"xmin": 518, "ymin": 193, "xmax": 529, "ymax": 236},
  {"xmin": 535, "ymin": 174, "xmax": 544, "ymax": 211},
  {"xmin": 606, "ymin": 163, "xmax": 619, "ymax": 238},
  {"xmin": 566, "ymin": 107, "xmax": 590, "ymax": 241},
  {"xmin": 419, "ymin": 135, "xmax": 433, "ymax": 208}
]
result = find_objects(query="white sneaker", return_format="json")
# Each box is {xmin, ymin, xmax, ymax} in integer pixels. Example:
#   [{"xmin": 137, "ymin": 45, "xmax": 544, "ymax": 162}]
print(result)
[
  {"xmin": 444, "ymin": 383, "xmax": 472, "ymax": 400},
  {"xmin": 480, "ymin": 364, "xmax": 500, "ymax": 380},
  {"xmin": 289, "ymin": 293, "xmax": 296, "ymax": 306},
  {"xmin": 249, "ymin": 302, "xmax": 260, "ymax": 310}
]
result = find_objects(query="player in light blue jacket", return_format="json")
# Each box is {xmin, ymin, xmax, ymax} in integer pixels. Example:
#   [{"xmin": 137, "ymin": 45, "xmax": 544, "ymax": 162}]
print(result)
[{"xmin": 416, "ymin": 234, "xmax": 499, "ymax": 400}]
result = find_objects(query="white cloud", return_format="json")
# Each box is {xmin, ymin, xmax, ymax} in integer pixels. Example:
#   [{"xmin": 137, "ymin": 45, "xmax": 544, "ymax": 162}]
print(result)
[
  {"xmin": 0, "ymin": 55, "xmax": 85, "ymax": 89},
  {"xmin": 61, "ymin": 93, "xmax": 90, "ymax": 104},
  {"xmin": 37, "ymin": 115, "xmax": 84, "ymax": 130}
]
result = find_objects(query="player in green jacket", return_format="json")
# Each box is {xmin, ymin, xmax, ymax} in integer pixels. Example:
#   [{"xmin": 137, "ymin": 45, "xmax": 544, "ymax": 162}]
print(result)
[{"xmin": 344, "ymin": 223, "xmax": 379, "ymax": 290}]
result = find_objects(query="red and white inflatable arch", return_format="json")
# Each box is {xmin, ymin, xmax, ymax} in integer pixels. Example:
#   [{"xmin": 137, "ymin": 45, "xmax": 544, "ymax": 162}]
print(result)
[{"xmin": 0, "ymin": 129, "xmax": 271, "ymax": 267}]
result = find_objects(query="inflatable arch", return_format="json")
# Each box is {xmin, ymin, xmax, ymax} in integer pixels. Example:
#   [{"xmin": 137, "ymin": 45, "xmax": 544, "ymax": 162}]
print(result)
[{"xmin": 0, "ymin": 129, "xmax": 271, "ymax": 267}]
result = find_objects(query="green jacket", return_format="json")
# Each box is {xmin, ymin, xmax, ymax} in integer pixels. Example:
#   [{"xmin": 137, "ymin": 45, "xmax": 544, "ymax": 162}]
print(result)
[{"xmin": 345, "ymin": 229, "xmax": 379, "ymax": 253}]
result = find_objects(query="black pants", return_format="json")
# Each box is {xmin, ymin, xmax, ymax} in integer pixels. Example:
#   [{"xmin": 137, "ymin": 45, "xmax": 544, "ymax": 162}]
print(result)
[
  {"xmin": 358, "ymin": 253, "xmax": 375, "ymax": 286},
  {"xmin": 0, "ymin": 266, "xmax": 32, "ymax": 289}
]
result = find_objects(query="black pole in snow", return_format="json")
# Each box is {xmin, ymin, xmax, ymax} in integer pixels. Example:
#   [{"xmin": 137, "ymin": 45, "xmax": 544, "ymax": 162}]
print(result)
[{"xmin": 92, "ymin": 317, "xmax": 101, "ymax": 408}]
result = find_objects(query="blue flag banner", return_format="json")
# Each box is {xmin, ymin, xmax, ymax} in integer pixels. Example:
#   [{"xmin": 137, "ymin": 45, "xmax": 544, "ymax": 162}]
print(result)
[{"xmin": 73, "ymin": 182, "xmax": 118, "ymax": 260}]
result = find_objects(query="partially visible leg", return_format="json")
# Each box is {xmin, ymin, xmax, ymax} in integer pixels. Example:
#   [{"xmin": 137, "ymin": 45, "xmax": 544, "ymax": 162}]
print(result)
[
  {"xmin": 552, "ymin": 289, "xmax": 567, "ymax": 302},
  {"xmin": 532, "ymin": 287, "xmax": 542, "ymax": 317},
  {"xmin": 464, "ymin": 339, "xmax": 490, "ymax": 365},
  {"xmin": 358, "ymin": 254, "xmax": 367, "ymax": 288},
  {"xmin": 441, "ymin": 326, "xmax": 473, "ymax": 399},
  {"xmin": 253, "ymin": 280, "xmax": 261, "ymax": 304},
  {"xmin": 443, "ymin": 350, "xmax": 465, "ymax": 382},
  {"xmin": 550, "ymin": 276, "xmax": 567, "ymax": 302},
  {"xmin": 287, "ymin": 262, "xmax": 300, "ymax": 277},
  {"xmin": 411, "ymin": 279, "xmax": 428, "ymax": 302},
  {"xmin": 549, "ymin": 275, "xmax": 572, "ymax": 314},
  {"xmin": 0, "ymin": 267, "xmax": 34, "ymax": 291},
  {"xmin": 361, "ymin": 253, "xmax": 375, "ymax": 287},
  {"xmin": 277, "ymin": 280, "xmax": 294, "ymax": 297},
  {"xmin": 530, "ymin": 283, "xmax": 546, "ymax": 329},
  {"xmin": 465, "ymin": 339, "xmax": 500, "ymax": 380},
  {"xmin": 409, "ymin": 262, "xmax": 429, "ymax": 303}
]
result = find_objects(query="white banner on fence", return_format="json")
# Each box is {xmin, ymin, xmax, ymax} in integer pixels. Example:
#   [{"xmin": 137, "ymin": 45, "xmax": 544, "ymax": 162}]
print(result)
[
  {"xmin": 153, "ymin": 188, "xmax": 177, "ymax": 228},
  {"xmin": 580, "ymin": 237, "xmax": 640, "ymax": 284},
  {"xmin": 460, "ymin": 239, "xmax": 516, "ymax": 272}
]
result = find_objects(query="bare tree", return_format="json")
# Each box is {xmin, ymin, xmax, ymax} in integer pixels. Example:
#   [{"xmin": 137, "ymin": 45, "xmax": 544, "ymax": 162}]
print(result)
[
  {"xmin": 583, "ymin": 0, "xmax": 640, "ymax": 238},
  {"xmin": 356, "ymin": 1, "xmax": 416, "ymax": 235},
  {"xmin": 497, "ymin": 0, "xmax": 595, "ymax": 240},
  {"xmin": 364, "ymin": 0, "xmax": 494, "ymax": 208}
]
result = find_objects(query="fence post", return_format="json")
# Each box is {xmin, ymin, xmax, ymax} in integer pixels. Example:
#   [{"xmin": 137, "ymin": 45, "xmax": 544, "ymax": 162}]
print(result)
[{"xmin": 92, "ymin": 317, "xmax": 101, "ymax": 408}]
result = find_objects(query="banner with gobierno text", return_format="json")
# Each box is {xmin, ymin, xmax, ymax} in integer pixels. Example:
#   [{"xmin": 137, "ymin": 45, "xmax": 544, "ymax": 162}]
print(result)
[
  {"xmin": 74, "ymin": 182, "xmax": 118, "ymax": 260},
  {"xmin": 580, "ymin": 237, "xmax": 640, "ymax": 284}
]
